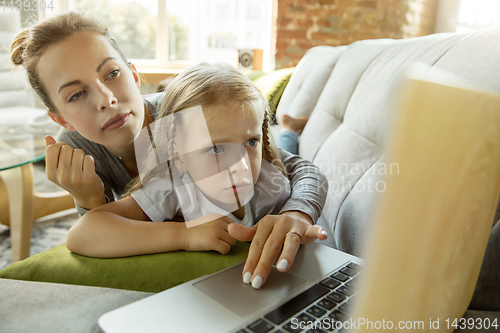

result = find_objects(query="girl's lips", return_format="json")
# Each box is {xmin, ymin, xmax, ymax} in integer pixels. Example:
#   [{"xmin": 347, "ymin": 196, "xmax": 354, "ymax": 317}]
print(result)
[
  {"xmin": 102, "ymin": 113, "xmax": 130, "ymax": 131},
  {"xmin": 225, "ymin": 183, "xmax": 249, "ymax": 194}
]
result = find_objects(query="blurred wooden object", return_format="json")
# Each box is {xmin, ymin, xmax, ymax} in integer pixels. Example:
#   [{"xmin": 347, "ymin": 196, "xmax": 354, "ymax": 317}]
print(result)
[
  {"xmin": 352, "ymin": 76, "xmax": 500, "ymax": 332},
  {"xmin": 0, "ymin": 164, "xmax": 74, "ymax": 262}
]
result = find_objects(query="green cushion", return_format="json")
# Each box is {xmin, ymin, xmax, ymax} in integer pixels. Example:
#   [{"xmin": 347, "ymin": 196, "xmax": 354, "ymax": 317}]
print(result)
[
  {"xmin": 253, "ymin": 67, "xmax": 294, "ymax": 122},
  {"xmin": 244, "ymin": 70, "xmax": 266, "ymax": 81},
  {"xmin": 0, "ymin": 242, "xmax": 249, "ymax": 293}
]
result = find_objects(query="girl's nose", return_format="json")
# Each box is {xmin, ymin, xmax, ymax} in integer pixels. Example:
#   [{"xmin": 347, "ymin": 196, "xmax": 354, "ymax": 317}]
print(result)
[{"xmin": 231, "ymin": 155, "xmax": 249, "ymax": 173}]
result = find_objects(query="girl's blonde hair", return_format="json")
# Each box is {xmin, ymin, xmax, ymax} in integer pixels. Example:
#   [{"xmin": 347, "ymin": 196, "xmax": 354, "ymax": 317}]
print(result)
[
  {"xmin": 125, "ymin": 63, "xmax": 285, "ymax": 195},
  {"xmin": 10, "ymin": 11, "xmax": 129, "ymax": 112}
]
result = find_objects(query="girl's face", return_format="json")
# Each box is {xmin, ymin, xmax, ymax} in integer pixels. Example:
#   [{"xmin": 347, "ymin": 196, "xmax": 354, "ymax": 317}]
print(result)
[
  {"xmin": 38, "ymin": 31, "xmax": 145, "ymax": 149},
  {"xmin": 176, "ymin": 104, "xmax": 263, "ymax": 209}
]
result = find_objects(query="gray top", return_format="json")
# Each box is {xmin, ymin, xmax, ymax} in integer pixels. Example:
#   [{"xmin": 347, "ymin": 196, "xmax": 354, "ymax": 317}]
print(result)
[{"xmin": 58, "ymin": 93, "xmax": 327, "ymax": 222}]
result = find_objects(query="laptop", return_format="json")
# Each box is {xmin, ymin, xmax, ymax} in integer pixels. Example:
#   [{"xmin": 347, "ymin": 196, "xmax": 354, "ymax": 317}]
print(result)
[{"xmin": 98, "ymin": 69, "xmax": 500, "ymax": 333}]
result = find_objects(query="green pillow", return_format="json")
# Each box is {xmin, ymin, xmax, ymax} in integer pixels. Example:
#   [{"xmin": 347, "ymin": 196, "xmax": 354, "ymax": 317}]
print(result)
[
  {"xmin": 0, "ymin": 242, "xmax": 249, "ymax": 293},
  {"xmin": 244, "ymin": 70, "xmax": 266, "ymax": 81},
  {"xmin": 253, "ymin": 67, "xmax": 294, "ymax": 123}
]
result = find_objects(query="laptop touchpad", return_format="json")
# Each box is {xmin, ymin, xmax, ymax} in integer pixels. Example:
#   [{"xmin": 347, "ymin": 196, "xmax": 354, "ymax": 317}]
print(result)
[{"xmin": 193, "ymin": 263, "xmax": 306, "ymax": 317}]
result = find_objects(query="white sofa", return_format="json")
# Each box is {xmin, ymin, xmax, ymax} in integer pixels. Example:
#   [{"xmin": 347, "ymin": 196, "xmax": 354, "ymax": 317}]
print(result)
[
  {"xmin": 0, "ymin": 11, "xmax": 39, "ymax": 108},
  {"xmin": 277, "ymin": 27, "xmax": 500, "ymax": 312},
  {"xmin": 0, "ymin": 11, "xmax": 48, "ymax": 129}
]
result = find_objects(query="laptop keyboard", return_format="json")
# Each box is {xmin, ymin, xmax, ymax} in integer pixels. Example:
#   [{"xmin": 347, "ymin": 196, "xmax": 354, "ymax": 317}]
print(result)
[{"xmin": 234, "ymin": 262, "xmax": 362, "ymax": 333}]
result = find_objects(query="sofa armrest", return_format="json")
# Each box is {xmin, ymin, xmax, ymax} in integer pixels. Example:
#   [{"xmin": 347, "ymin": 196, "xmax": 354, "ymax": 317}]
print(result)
[{"xmin": 0, "ymin": 278, "xmax": 152, "ymax": 333}]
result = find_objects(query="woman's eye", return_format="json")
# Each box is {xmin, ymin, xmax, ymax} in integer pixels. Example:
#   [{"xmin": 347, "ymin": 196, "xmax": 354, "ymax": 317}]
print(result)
[
  {"xmin": 246, "ymin": 138, "xmax": 259, "ymax": 147},
  {"xmin": 108, "ymin": 69, "xmax": 121, "ymax": 78},
  {"xmin": 208, "ymin": 145, "xmax": 224, "ymax": 154},
  {"xmin": 69, "ymin": 91, "xmax": 84, "ymax": 102}
]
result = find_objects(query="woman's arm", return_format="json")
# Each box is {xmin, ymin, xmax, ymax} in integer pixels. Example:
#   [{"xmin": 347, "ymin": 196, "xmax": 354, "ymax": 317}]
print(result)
[
  {"xmin": 45, "ymin": 136, "xmax": 107, "ymax": 212},
  {"xmin": 229, "ymin": 150, "xmax": 329, "ymax": 289},
  {"xmin": 66, "ymin": 196, "xmax": 235, "ymax": 258},
  {"xmin": 48, "ymin": 130, "xmax": 131, "ymax": 217}
]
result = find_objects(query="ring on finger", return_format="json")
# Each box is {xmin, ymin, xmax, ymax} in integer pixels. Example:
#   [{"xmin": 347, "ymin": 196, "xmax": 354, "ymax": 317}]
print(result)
[{"xmin": 285, "ymin": 230, "xmax": 302, "ymax": 242}]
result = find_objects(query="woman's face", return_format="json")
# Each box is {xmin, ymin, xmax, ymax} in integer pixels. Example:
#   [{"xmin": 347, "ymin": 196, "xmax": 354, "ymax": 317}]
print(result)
[
  {"xmin": 38, "ymin": 31, "xmax": 145, "ymax": 149},
  {"xmin": 176, "ymin": 105, "xmax": 263, "ymax": 210}
]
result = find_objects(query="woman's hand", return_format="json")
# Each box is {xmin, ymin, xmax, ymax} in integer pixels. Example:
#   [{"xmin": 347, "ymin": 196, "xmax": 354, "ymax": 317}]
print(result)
[
  {"xmin": 44, "ymin": 135, "xmax": 106, "ymax": 210},
  {"xmin": 183, "ymin": 213, "xmax": 236, "ymax": 254},
  {"xmin": 228, "ymin": 211, "xmax": 328, "ymax": 289}
]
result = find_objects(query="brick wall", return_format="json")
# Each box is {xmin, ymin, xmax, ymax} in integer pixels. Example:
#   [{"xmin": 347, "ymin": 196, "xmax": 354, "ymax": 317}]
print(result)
[{"xmin": 275, "ymin": 0, "xmax": 439, "ymax": 69}]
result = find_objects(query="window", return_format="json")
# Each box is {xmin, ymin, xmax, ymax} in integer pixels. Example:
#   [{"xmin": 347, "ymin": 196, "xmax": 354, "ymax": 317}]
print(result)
[
  {"xmin": 435, "ymin": 0, "xmax": 500, "ymax": 33},
  {"xmin": 63, "ymin": 0, "xmax": 274, "ymax": 71},
  {"xmin": 72, "ymin": 0, "xmax": 158, "ymax": 60},
  {"xmin": 247, "ymin": 6, "xmax": 261, "ymax": 19},
  {"xmin": 456, "ymin": 0, "xmax": 500, "ymax": 32},
  {"xmin": 208, "ymin": 33, "xmax": 236, "ymax": 49},
  {"xmin": 216, "ymin": 5, "xmax": 230, "ymax": 20}
]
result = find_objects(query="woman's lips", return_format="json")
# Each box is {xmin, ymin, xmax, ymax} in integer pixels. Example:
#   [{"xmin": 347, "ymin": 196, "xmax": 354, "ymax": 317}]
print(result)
[{"xmin": 102, "ymin": 113, "xmax": 130, "ymax": 131}]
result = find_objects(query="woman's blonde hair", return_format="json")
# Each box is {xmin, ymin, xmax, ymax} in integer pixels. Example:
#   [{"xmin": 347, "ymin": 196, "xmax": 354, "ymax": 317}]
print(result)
[
  {"xmin": 124, "ymin": 63, "xmax": 285, "ymax": 195},
  {"xmin": 10, "ymin": 11, "xmax": 129, "ymax": 112}
]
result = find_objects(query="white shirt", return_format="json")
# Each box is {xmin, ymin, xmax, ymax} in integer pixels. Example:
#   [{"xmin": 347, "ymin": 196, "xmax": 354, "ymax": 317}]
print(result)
[{"xmin": 131, "ymin": 160, "xmax": 291, "ymax": 225}]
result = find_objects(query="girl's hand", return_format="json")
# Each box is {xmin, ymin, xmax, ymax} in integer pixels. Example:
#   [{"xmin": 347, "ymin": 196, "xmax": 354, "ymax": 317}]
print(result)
[
  {"xmin": 183, "ymin": 213, "xmax": 236, "ymax": 254},
  {"xmin": 44, "ymin": 135, "xmax": 106, "ymax": 210},
  {"xmin": 228, "ymin": 211, "xmax": 328, "ymax": 289}
]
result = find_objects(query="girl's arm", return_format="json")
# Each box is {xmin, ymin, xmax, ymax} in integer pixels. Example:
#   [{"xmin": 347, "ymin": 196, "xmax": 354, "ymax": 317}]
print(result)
[{"xmin": 66, "ymin": 196, "xmax": 235, "ymax": 258}]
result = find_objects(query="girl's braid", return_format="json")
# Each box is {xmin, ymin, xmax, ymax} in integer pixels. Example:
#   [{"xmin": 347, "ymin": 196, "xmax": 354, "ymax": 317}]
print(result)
[
  {"xmin": 165, "ymin": 110, "xmax": 177, "ymax": 177},
  {"xmin": 262, "ymin": 107, "xmax": 287, "ymax": 176},
  {"xmin": 262, "ymin": 109, "xmax": 273, "ymax": 162}
]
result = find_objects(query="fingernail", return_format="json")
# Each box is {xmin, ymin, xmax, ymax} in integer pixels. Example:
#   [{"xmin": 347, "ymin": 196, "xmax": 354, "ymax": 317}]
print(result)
[
  {"xmin": 243, "ymin": 271, "xmax": 252, "ymax": 284},
  {"xmin": 320, "ymin": 229, "xmax": 328, "ymax": 236},
  {"xmin": 251, "ymin": 275, "xmax": 262, "ymax": 289},
  {"xmin": 277, "ymin": 259, "xmax": 288, "ymax": 271}
]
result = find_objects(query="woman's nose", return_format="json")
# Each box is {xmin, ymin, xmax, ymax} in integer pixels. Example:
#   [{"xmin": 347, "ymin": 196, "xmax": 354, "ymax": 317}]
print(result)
[{"xmin": 96, "ymin": 81, "xmax": 117, "ymax": 111}]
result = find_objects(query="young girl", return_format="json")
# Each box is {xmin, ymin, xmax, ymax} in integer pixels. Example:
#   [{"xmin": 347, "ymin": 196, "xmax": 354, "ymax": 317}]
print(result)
[
  {"xmin": 67, "ymin": 63, "xmax": 328, "ymax": 289},
  {"xmin": 11, "ymin": 11, "xmax": 327, "ymax": 288}
]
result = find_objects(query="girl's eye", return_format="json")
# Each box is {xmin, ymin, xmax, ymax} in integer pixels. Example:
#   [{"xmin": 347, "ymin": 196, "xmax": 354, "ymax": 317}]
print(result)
[
  {"xmin": 69, "ymin": 91, "xmax": 84, "ymax": 102},
  {"xmin": 246, "ymin": 138, "xmax": 259, "ymax": 147},
  {"xmin": 108, "ymin": 69, "xmax": 121, "ymax": 78},
  {"xmin": 208, "ymin": 145, "xmax": 224, "ymax": 155}
]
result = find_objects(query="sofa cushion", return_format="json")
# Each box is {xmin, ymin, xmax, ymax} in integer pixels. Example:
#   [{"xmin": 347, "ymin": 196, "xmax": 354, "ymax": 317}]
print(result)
[
  {"xmin": 0, "ymin": 106, "xmax": 47, "ymax": 126},
  {"xmin": 0, "ymin": 53, "xmax": 12, "ymax": 71},
  {"xmin": 0, "ymin": 70, "xmax": 29, "ymax": 91},
  {"xmin": 0, "ymin": 242, "xmax": 250, "ymax": 293},
  {"xmin": 277, "ymin": 46, "xmax": 346, "ymax": 123},
  {"xmin": 0, "ymin": 90, "xmax": 37, "ymax": 108},
  {"xmin": 0, "ymin": 32, "xmax": 16, "ymax": 53},
  {"xmin": 244, "ymin": 69, "xmax": 266, "ymax": 81}
]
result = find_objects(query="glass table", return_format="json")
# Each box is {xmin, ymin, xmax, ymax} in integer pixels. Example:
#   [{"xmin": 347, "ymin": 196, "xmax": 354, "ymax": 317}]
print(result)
[{"xmin": 0, "ymin": 107, "xmax": 75, "ymax": 262}]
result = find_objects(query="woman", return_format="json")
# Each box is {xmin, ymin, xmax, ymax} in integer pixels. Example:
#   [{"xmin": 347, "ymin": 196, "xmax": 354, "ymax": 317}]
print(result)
[{"xmin": 11, "ymin": 11, "xmax": 328, "ymax": 288}]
